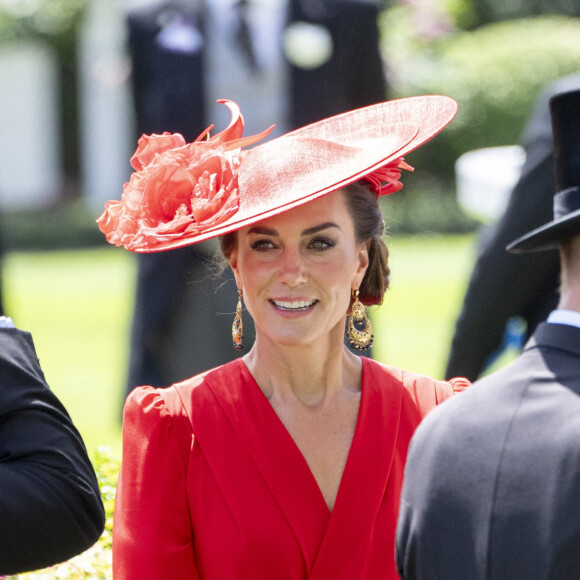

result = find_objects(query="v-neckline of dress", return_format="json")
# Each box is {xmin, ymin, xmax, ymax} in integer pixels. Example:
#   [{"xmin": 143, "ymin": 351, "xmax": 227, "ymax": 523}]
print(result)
[
  {"xmin": 238, "ymin": 357, "xmax": 365, "ymax": 515},
  {"xmin": 200, "ymin": 357, "xmax": 404, "ymax": 575}
]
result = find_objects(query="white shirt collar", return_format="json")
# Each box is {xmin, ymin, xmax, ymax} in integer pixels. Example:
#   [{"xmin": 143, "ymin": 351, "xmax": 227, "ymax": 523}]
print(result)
[{"xmin": 547, "ymin": 309, "xmax": 580, "ymax": 329}]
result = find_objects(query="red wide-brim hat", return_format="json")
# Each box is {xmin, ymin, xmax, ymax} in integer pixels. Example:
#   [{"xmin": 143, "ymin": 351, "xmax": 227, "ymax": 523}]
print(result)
[{"xmin": 98, "ymin": 96, "xmax": 458, "ymax": 253}]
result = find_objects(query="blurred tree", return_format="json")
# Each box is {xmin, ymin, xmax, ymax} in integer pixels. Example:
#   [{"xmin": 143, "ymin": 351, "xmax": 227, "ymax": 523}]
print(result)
[
  {"xmin": 379, "ymin": 7, "xmax": 580, "ymax": 232},
  {"xmin": 0, "ymin": 0, "xmax": 88, "ymax": 196},
  {"xmin": 468, "ymin": 0, "xmax": 580, "ymax": 28},
  {"xmin": 0, "ymin": 0, "xmax": 86, "ymax": 40},
  {"xmin": 388, "ymin": 16, "xmax": 580, "ymax": 175}
]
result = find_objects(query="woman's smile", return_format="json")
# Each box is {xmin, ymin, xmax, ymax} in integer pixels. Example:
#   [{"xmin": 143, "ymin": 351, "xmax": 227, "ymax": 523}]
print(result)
[
  {"xmin": 229, "ymin": 190, "xmax": 369, "ymax": 348},
  {"xmin": 270, "ymin": 299, "xmax": 318, "ymax": 312},
  {"xmin": 269, "ymin": 299, "xmax": 318, "ymax": 319}
]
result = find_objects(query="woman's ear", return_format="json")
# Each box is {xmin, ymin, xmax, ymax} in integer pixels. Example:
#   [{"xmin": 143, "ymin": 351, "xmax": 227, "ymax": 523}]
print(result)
[
  {"xmin": 355, "ymin": 241, "xmax": 370, "ymax": 286},
  {"xmin": 229, "ymin": 247, "xmax": 242, "ymax": 288}
]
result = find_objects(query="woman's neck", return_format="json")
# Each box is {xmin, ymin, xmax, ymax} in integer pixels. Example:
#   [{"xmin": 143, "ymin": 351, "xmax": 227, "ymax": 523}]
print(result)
[{"xmin": 243, "ymin": 335, "xmax": 362, "ymax": 408}]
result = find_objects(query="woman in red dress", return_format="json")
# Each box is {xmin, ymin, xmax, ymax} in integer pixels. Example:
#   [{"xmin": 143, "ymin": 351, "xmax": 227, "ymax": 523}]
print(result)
[{"xmin": 98, "ymin": 97, "xmax": 469, "ymax": 579}]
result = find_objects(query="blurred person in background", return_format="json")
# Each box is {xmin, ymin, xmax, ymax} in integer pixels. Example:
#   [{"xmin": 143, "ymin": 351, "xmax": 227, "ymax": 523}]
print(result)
[
  {"xmin": 123, "ymin": 0, "xmax": 388, "ymax": 401},
  {"xmin": 396, "ymin": 88, "xmax": 580, "ymax": 580},
  {"xmin": 445, "ymin": 71, "xmax": 580, "ymax": 381},
  {"xmin": 0, "ymin": 317, "xmax": 105, "ymax": 576},
  {"xmin": 285, "ymin": 0, "xmax": 387, "ymax": 128}
]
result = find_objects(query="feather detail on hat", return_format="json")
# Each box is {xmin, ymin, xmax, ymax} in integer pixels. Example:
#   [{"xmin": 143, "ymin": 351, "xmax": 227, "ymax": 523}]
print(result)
[{"xmin": 364, "ymin": 159, "xmax": 414, "ymax": 196}]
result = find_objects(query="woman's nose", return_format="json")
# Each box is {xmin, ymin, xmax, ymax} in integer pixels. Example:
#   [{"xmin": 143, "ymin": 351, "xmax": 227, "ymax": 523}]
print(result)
[{"xmin": 278, "ymin": 248, "xmax": 307, "ymax": 286}]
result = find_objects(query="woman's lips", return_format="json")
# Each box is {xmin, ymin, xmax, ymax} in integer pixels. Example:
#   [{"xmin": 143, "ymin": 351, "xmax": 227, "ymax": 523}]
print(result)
[{"xmin": 270, "ymin": 299, "xmax": 317, "ymax": 311}]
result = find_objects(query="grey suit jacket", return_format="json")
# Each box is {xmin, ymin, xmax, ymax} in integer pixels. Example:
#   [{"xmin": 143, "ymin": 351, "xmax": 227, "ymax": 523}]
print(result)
[{"xmin": 396, "ymin": 322, "xmax": 580, "ymax": 579}]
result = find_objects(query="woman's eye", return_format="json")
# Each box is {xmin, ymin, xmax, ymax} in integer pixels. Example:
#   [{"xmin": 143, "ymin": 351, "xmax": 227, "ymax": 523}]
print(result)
[
  {"xmin": 308, "ymin": 237, "xmax": 335, "ymax": 251},
  {"xmin": 251, "ymin": 239, "xmax": 277, "ymax": 252}
]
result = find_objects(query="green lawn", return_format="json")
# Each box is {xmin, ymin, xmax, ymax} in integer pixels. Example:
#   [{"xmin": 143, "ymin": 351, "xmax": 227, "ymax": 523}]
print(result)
[
  {"xmin": 373, "ymin": 233, "xmax": 476, "ymax": 377},
  {"xmin": 3, "ymin": 247, "xmax": 136, "ymax": 456},
  {"xmin": 3, "ymin": 234, "xmax": 478, "ymax": 457}
]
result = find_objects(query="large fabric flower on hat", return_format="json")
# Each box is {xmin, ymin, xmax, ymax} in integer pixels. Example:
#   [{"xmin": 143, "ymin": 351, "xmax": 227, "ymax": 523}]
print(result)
[{"xmin": 97, "ymin": 100, "xmax": 273, "ymax": 252}]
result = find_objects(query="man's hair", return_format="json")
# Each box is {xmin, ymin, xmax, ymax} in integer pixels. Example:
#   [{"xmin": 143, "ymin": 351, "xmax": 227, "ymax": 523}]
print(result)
[{"xmin": 559, "ymin": 234, "xmax": 580, "ymax": 292}]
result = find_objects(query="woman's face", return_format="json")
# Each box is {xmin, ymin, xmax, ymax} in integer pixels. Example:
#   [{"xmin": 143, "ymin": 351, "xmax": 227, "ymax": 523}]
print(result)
[{"xmin": 229, "ymin": 190, "xmax": 369, "ymax": 348}]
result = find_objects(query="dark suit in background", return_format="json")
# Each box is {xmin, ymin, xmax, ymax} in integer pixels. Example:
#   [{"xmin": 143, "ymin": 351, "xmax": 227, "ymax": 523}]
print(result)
[
  {"xmin": 124, "ymin": 0, "xmax": 387, "ymax": 396},
  {"xmin": 0, "ymin": 326, "xmax": 105, "ymax": 575},
  {"xmin": 445, "ymin": 72, "xmax": 580, "ymax": 381},
  {"xmin": 287, "ymin": 0, "xmax": 387, "ymax": 128}
]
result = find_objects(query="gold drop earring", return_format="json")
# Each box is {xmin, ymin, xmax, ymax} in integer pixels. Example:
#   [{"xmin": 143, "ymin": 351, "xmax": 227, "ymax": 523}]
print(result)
[
  {"xmin": 232, "ymin": 288, "xmax": 244, "ymax": 351},
  {"xmin": 347, "ymin": 289, "xmax": 373, "ymax": 351}
]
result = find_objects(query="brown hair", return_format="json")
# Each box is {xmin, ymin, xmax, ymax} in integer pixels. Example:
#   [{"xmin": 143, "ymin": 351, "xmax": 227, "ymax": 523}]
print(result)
[
  {"xmin": 342, "ymin": 181, "xmax": 390, "ymax": 306},
  {"xmin": 219, "ymin": 231, "xmax": 236, "ymax": 263},
  {"xmin": 219, "ymin": 181, "xmax": 390, "ymax": 305}
]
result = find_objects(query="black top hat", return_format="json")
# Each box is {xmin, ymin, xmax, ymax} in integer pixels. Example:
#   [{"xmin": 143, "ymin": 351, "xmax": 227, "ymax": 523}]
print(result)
[{"xmin": 507, "ymin": 89, "xmax": 580, "ymax": 253}]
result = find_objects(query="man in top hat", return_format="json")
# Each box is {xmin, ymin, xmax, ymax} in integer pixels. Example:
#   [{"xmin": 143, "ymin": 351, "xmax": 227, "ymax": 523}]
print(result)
[{"xmin": 395, "ymin": 88, "xmax": 580, "ymax": 579}]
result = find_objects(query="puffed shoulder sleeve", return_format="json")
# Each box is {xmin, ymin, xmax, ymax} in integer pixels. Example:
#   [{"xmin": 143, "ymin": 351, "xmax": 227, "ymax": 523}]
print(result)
[
  {"xmin": 429, "ymin": 376, "xmax": 471, "ymax": 413},
  {"xmin": 401, "ymin": 370, "xmax": 471, "ymax": 419},
  {"xmin": 447, "ymin": 377, "xmax": 471, "ymax": 394},
  {"xmin": 113, "ymin": 386, "xmax": 200, "ymax": 580}
]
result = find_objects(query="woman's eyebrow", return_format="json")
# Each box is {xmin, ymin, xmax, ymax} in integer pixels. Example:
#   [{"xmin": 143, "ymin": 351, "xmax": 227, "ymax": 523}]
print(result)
[
  {"xmin": 247, "ymin": 226, "xmax": 278, "ymax": 236},
  {"xmin": 247, "ymin": 222, "xmax": 340, "ymax": 237},
  {"xmin": 302, "ymin": 222, "xmax": 341, "ymax": 236}
]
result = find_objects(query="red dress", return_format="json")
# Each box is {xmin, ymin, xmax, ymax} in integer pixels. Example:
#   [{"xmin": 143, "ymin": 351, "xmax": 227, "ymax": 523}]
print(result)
[{"xmin": 113, "ymin": 357, "xmax": 468, "ymax": 579}]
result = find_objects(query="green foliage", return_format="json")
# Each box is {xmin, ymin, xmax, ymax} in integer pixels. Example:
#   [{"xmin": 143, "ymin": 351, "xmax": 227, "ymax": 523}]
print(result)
[
  {"xmin": 1, "ymin": 200, "xmax": 107, "ymax": 251},
  {"xmin": 0, "ymin": 0, "xmax": 86, "ymax": 47},
  {"xmin": 442, "ymin": 0, "xmax": 476, "ymax": 30},
  {"xmin": 17, "ymin": 448, "xmax": 118, "ymax": 579},
  {"xmin": 382, "ymin": 15, "xmax": 580, "ymax": 188},
  {"xmin": 93, "ymin": 447, "xmax": 119, "ymax": 554},
  {"xmin": 381, "ymin": 184, "xmax": 478, "ymax": 235},
  {"xmin": 467, "ymin": 0, "xmax": 580, "ymax": 29}
]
